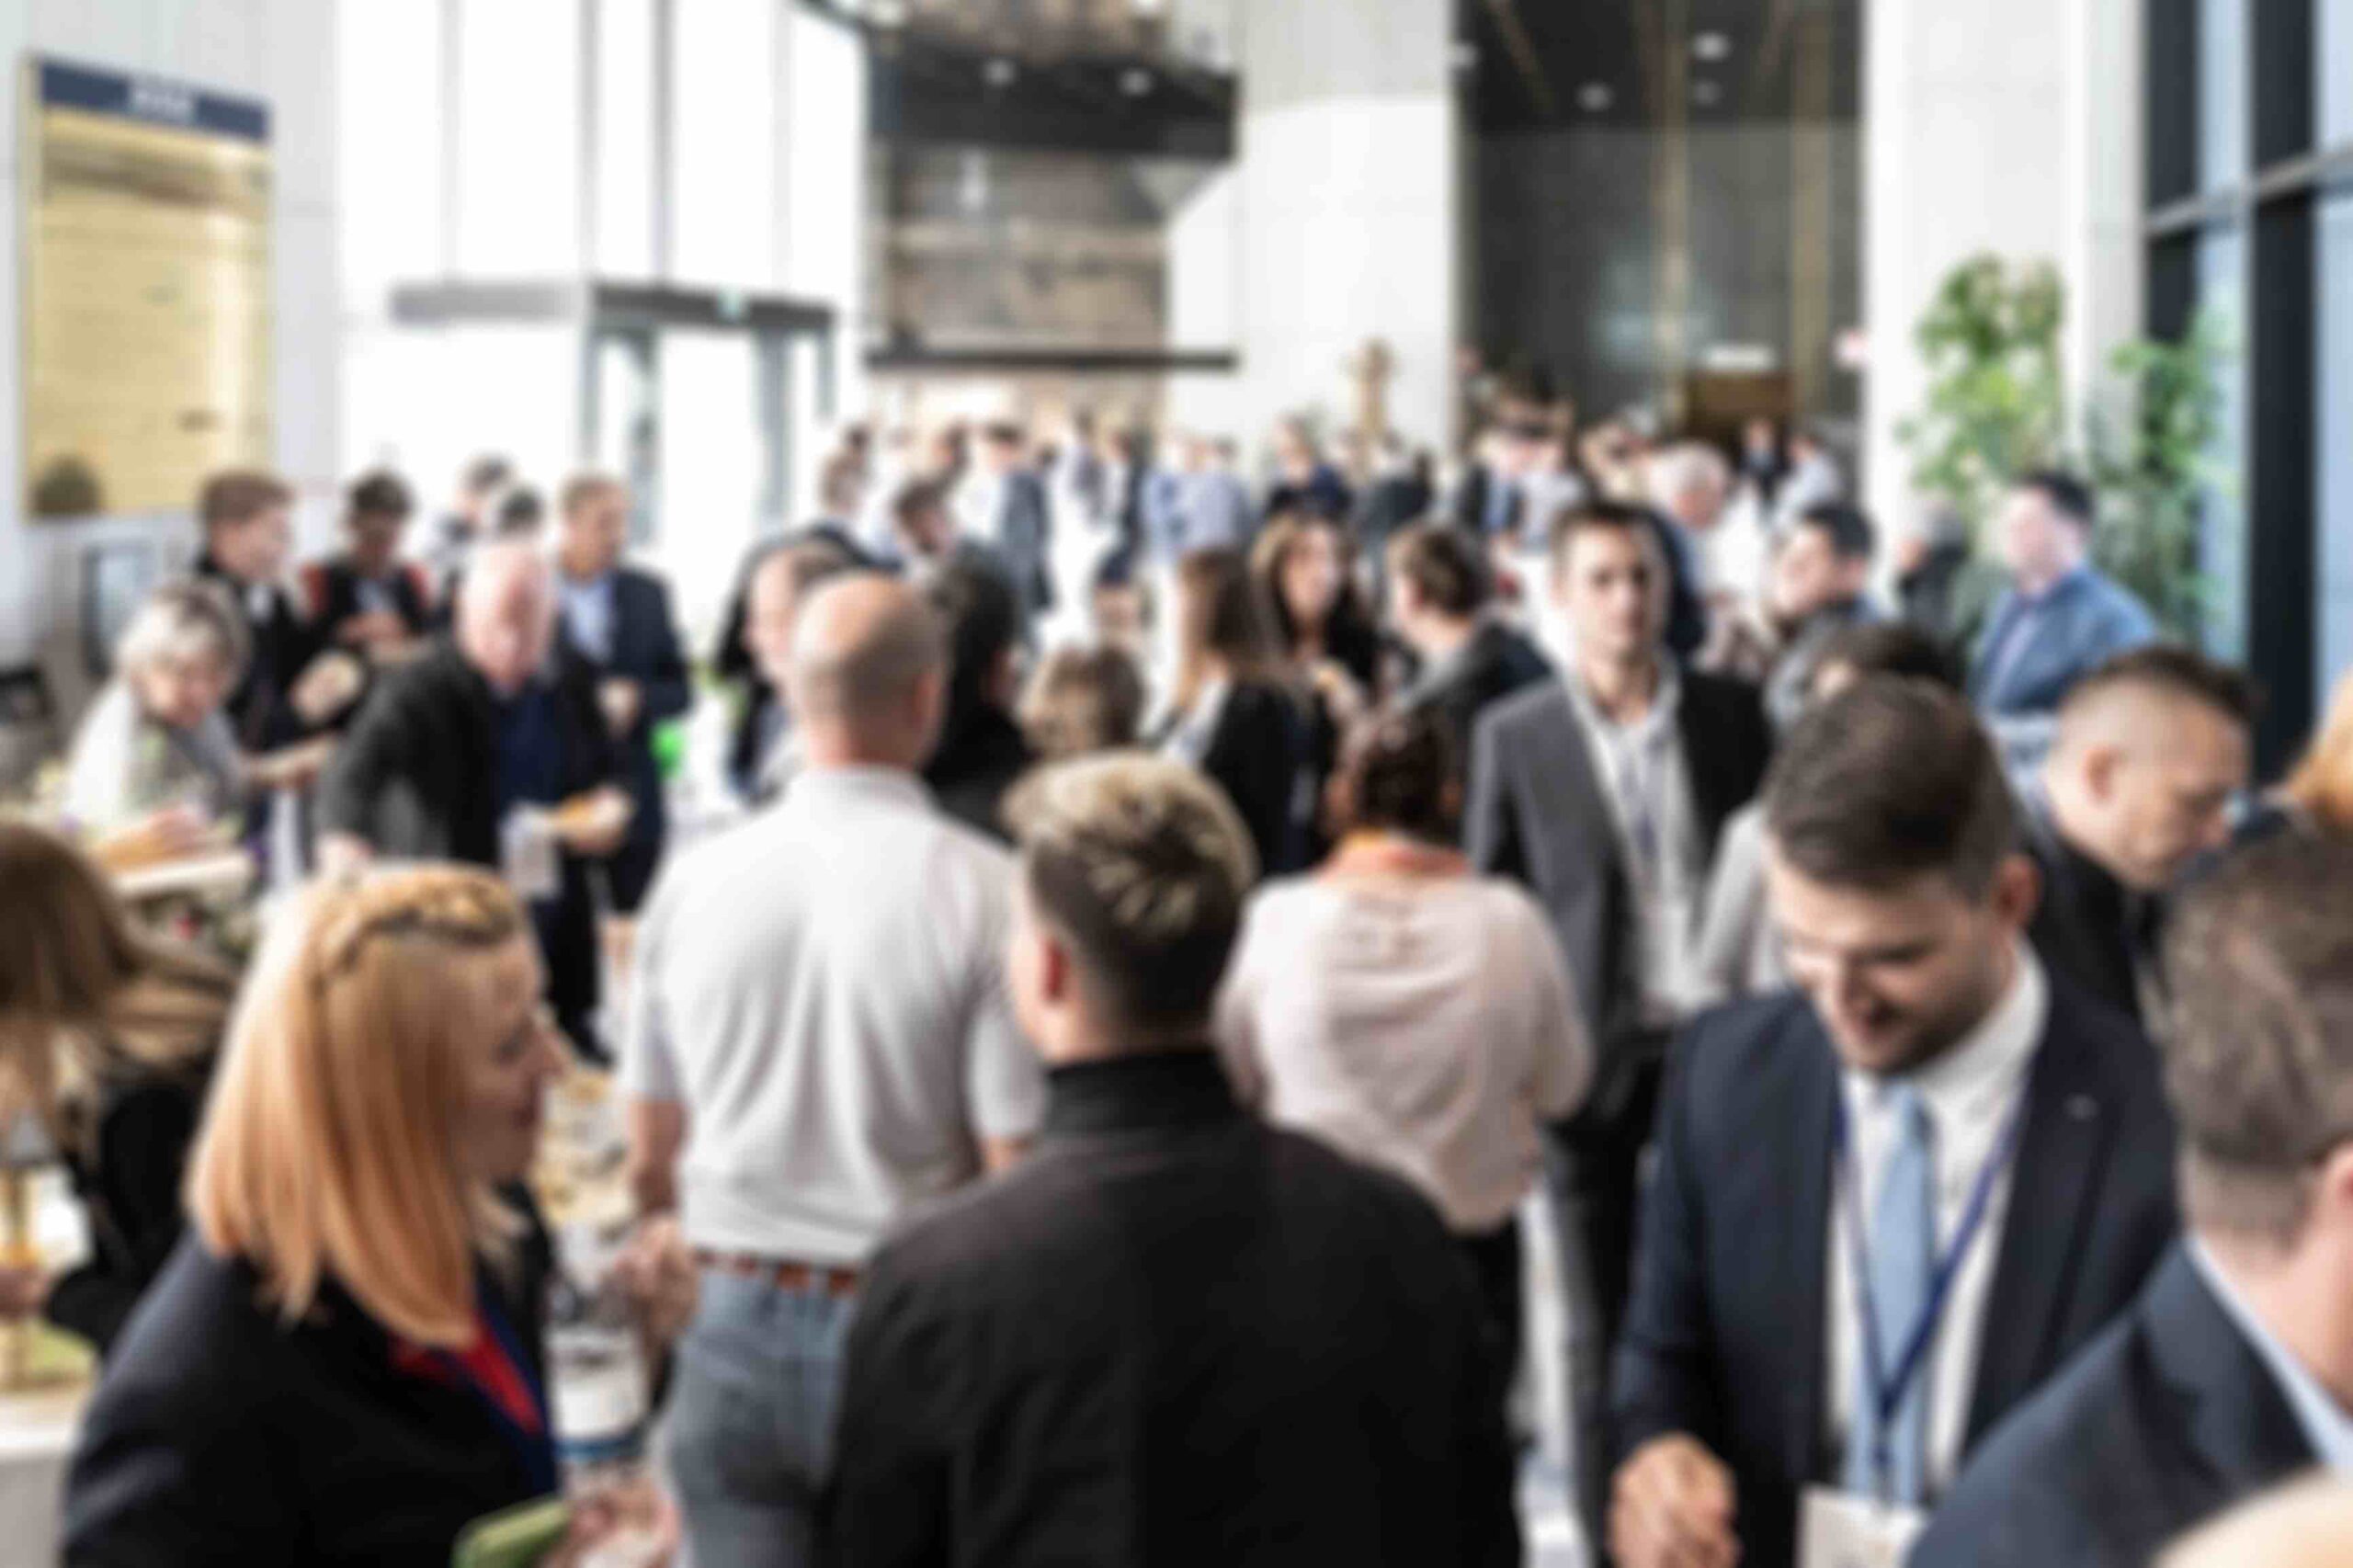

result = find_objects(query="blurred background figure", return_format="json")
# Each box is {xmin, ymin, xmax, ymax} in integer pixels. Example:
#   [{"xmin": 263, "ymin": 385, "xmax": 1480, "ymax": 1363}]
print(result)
[
  {"xmin": 427, "ymin": 454, "xmax": 513, "ymax": 606},
  {"xmin": 1020, "ymin": 643, "xmax": 1146, "ymax": 764},
  {"xmin": 716, "ymin": 536, "xmax": 859, "ymax": 806},
  {"xmin": 63, "ymin": 584, "xmax": 250, "ymax": 836},
  {"xmin": 919, "ymin": 556, "xmax": 1034, "ymax": 842},
  {"xmin": 299, "ymin": 471, "xmax": 432, "ymax": 666},
  {"xmin": 1263, "ymin": 417, "xmax": 1350, "ymax": 522},
  {"xmin": 1761, "ymin": 501, "xmax": 1880, "ymax": 730}
]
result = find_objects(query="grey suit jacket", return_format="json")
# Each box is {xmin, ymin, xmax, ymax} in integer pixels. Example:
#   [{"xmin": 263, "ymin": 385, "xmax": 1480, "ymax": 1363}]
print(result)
[{"xmin": 1466, "ymin": 670, "xmax": 1771, "ymax": 1057}]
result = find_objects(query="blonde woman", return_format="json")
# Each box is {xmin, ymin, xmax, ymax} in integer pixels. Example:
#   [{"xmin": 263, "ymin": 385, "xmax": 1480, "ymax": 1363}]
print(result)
[
  {"xmin": 0, "ymin": 823, "xmax": 233, "ymax": 1352},
  {"xmin": 63, "ymin": 867, "xmax": 680, "ymax": 1564}
]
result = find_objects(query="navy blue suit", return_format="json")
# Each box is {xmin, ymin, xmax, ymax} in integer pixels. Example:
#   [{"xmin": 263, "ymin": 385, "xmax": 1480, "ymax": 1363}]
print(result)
[
  {"xmin": 562, "ymin": 568, "xmax": 689, "ymax": 912},
  {"xmin": 1611, "ymin": 983, "xmax": 2179, "ymax": 1568},
  {"xmin": 1911, "ymin": 1246, "xmax": 2316, "ymax": 1568}
]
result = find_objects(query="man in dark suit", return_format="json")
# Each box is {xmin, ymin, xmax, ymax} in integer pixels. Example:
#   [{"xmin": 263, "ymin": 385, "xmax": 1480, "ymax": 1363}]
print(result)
[
  {"xmin": 1609, "ymin": 680, "xmax": 2177, "ymax": 1568},
  {"xmin": 191, "ymin": 469, "xmax": 339, "ymax": 754},
  {"xmin": 2020, "ymin": 645, "xmax": 2254, "ymax": 1033},
  {"xmin": 318, "ymin": 540, "xmax": 631, "ymax": 1056},
  {"xmin": 1449, "ymin": 419, "xmax": 1534, "ymax": 540},
  {"xmin": 1386, "ymin": 520, "xmax": 1549, "ymax": 762},
  {"xmin": 828, "ymin": 754, "xmax": 1518, "ymax": 1567},
  {"xmin": 969, "ymin": 423, "xmax": 1053, "ymax": 621},
  {"xmin": 1466, "ymin": 498, "xmax": 1771, "ymax": 1539},
  {"xmin": 1915, "ymin": 832, "xmax": 2353, "ymax": 1567},
  {"xmin": 552, "ymin": 473, "xmax": 691, "ymax": 915}
]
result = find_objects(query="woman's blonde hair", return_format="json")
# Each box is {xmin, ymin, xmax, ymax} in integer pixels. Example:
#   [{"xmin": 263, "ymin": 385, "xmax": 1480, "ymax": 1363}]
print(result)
[
  {"xmin": 0, "ymin": 822, "xmax": 233, "ymax": 1157},
  {"xmin": 2285, "ymin": 668, "xmax": 2353, "ymax": 831},
  {"xmin": 188, "ymin": 866, "xmax": 531, "ymax": 1348}
]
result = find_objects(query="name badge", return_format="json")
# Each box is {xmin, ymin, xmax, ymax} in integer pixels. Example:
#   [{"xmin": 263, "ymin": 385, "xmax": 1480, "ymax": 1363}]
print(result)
[
  {"xmin": 500, "ymin": 807, "xmax": 560, "ymax": 903},
  {"xmin": 1800, "ymin": 1486, "xmax": 1927, "ymax": 1568}
]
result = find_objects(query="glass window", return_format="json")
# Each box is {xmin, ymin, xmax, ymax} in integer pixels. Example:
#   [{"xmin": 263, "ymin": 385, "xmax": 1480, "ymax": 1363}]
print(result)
[
  {"xmin": 659, "ymin": 334, "xmax": 763, "ymax": 642},
  {"xmin": 2319, "ymin": 189, "xmax": 2353, "ymax": 695},
  {"xmin": 596, "ymin": 0, "xmax": 656, "ymax": 278},
  {"xmin": 2325, "ymin": 0, "xmax": 2353, "ymax": 147},
  {"xmin": 2199, "ymin": 0, "xmax": 2246, "ymax": 192},
  {"xmin": 2196, "ymin": 222, "xmax": 2248, "ymax": 662},
  {"xmin": 672, "ymin": 0, "xmax": 777, "ymax": 290},
  {"xmin": 455, "ymin": 0, "xmax": 582, "ymax": 275},
  {"xmin": 337, "ymin": 0, "xmax": 443, "ymax": 312}
]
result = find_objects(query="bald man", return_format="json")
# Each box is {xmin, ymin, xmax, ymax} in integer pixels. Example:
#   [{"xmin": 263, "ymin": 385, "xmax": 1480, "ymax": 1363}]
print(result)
[
  {"xmin": 318, "ymin": 539, "xmax": 631, "ymax": 1052},
  {"xmin": 2023, "ymin": 643, "xmax": 2255, "ymax": 1030},
  {"xmin": 622, "ymin": 575, "xmax": 1044, "ymax": 1568}
]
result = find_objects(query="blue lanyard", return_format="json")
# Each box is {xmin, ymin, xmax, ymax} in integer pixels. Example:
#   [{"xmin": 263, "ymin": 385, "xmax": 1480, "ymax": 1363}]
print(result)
[
  {"xmin": 422, "ymin": 1285, "xmax": 558, "ymax": 1497},
  {"xmin": 1834, "ymin": 1082, "xmax": 2030, "ymax": 1503}
]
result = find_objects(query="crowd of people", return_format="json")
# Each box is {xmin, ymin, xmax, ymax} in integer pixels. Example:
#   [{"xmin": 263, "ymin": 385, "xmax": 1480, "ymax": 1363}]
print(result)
[{"xmin": 4, "ymin": 389, "xmax": 2352, "ymax": 1568}]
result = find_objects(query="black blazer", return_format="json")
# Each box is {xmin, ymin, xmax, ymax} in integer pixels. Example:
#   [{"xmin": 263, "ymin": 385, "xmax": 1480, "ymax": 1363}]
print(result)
[
  {"xmin": 2019, "ymin": 788, "xmax": 2149, "ymax": 1029},
  {"xmin": 195, "ymin": 554, "xmax": 323, "ymax": 753},
  {"xmin": 827, "ymin": 1050, "xmax": 1518, "ymax": 1568},
  {"xmin": 1449, "ymin": 465, "xmax": 1520, "ymax": 537},
  {"xmin": 1406, "ymin": 619, "xmax": 1552, "ymax": 763},
  {"xmin": 557, "ymin": 567, "xmax": 691, "ymax": 863},
  {"xmin": 65, "ymin": 1226, "xmax": 554, "ymax": 1566},
  {"xmin": 45, "ymin": 1075, "xmax": 205, "ymax": 1358},
  {"xmin": 990, "ymin": 471, "xmax": 1054, "ymax": 618},
  {"xmin": 1467, "ymin": 666, "xmax": 1770, "ymax": 1052},
  {"xmin": 1911, "ymin": 1245, "xmax": 2316, "ymax": 1568},
  {"xmin": 317, "ymin": 641, "xmax": 620, "ymax": 1034},
  {"xmin": 1610, "ymin": 983, "xmax": 2180, "ymax": 1568},
  {"xmin": 1198, "ymin": 679, "xmax": 1313, "ymax": 881},
  {"xmin": 922, "ymin": 706, "xmax": 1034, "ymax": 845}
]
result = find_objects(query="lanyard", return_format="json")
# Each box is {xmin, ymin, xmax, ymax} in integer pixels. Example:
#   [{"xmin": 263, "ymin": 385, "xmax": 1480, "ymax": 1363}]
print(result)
[{"xmin": 1834, "ymin": 1082, "xmax": 2029, "ymax": 1504}]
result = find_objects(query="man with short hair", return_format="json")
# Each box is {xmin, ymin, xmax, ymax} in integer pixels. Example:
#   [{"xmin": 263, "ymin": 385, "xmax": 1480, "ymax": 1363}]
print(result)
[
  {"xmin": 827, "ymin": 754, "xmax": 1518, "ymax": 1567},
  {"xmin": 318, "ymin": 540, "xmax": 631, "ymax": 1051},
  {"xmin": 1388, "ymin": 520, "xmax": 1550, "ymax": 758},
  {"xmin": 300, "ymin": 470, "xmax": 435, "ymax": 664},
  {"xmin": 1915, "ymin": 832, "xmax": 2353, "ymax": 1567},
  {"xmin": 2023, "ymin": 645, "xmax": 2255, "ymax": 1030},
  {"xmin": 1609, "ymin": 680, "xmax": 2177, "ymax": 1568},
  {"xmin": 876, "ymin": 478, "xmax": 955, "ymax": 574},
  {"xmin": 552, "ymin": 472, "xmax": 689, "ymax": 915},
  {"xmin": 429, "ymin": 453, "xmax": 514, "ymax": 605},
  {"xmin": 192, "ymin": 469, "xmax": 325, "ymax": 754},
  {"xmin": 1466, "ymin": 498, "xmax": 1772, "ymax": 1540},
  {"xmin": 623, "ymin": 575, "xmax": 1044, "ymax": 1568},
  {"xmin": 1971, "ymin": 470, "xmax": 2157, "ymax": 766},
  {"xmin": 1763, "ymin": 501, "xmax": 1880, "ymax": 730}
]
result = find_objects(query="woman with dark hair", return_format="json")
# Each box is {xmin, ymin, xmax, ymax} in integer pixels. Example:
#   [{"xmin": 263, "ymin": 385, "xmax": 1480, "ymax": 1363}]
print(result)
[
  {"xmin": 0, "ymin": 822, "xmax": 235, "ymax": 1354},
  {"xmin": 1156, "ymin": 549, "xmax": 1314, "ymax": 880},
  {"xmin": 1216, "ymin": 706, "xmax": 1590, "ymax": 1367},
  {"xmin": 1252, "ymin": 512, "xmax": 1384, "ymax": 859}
]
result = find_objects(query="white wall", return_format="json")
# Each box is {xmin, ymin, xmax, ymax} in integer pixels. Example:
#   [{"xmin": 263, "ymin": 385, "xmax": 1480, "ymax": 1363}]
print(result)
[
  {"xmin": 0, "ymin": 0, "xmax": 342, "ymax": 715},
  {"xmin": 1862, "ymin": 0, "xmax": 2142, "ymax": 538}
]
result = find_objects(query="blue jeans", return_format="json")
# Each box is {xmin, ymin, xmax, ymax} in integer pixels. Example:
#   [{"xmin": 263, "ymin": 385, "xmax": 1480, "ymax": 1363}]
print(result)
[{"xmin": 663, "ymin": 1268, "xmax": 857, "ymax": 1568}]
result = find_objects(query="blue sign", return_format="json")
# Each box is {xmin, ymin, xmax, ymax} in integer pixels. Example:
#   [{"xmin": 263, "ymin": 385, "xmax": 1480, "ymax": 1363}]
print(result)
[{"xmin": 37, "ymin": 57, "xmax": 269, "ymax": 142}]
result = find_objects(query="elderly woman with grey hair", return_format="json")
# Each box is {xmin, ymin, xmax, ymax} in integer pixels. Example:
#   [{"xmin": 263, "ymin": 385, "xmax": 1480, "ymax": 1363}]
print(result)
[{"xmin": 63, "ymin": 581, "xmax": 255, "ymax": 835}]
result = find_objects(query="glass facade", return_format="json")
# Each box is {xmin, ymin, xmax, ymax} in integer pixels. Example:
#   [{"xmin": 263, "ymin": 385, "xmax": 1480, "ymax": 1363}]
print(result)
[{"xmin": 2320, "ymin": 189, "xmax": 2353, "ymax": 694}]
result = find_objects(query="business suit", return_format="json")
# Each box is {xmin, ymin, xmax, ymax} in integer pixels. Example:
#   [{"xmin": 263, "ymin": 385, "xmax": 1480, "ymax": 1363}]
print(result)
[
  {"xmin": 1466, "ymin": 665, "xmax": 1768, "ymax": 1539},
  {"xmin": 1404, "ymin": 619, "xmax": 1552, "ymax": 765},
  {"xmin": 1911, "ymin": 1245, "xmax": 2313, "ymax": 1568},
  {"xmin": 1450, "ymin": 464, "xmax": 1521, "ymax": 539},
  {"xmin": 987, "ymin": 469, "xmax": 1054, "ymax": 619},
  {"xmin": 559, "ymin": 567, "xmax": 691, "ymax": 912},
  {"xmin": 2019, "ymin": 785, "xmax": 2154, "ymax": 1029},
  {"xmin": 317, "ymin": 640, "xmax": 621, "ymax": 1053},
  {"xmin": 194, "ymin": 553, "xmax": 322, "ymax": 754},
  {"xmin": 1612, "ymin": 984, "xmax": 2180, "ymax": 1568}
]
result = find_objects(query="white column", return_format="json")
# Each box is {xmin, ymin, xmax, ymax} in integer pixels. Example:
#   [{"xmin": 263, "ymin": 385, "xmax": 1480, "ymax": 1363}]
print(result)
[{"xmin": 1862, "ymin": 0, "xmax": 2143, "ymax": 536}]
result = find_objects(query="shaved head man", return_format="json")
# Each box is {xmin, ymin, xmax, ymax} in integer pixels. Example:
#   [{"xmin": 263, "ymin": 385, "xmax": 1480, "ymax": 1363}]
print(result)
[
  {"xmin": 455, "ymin": 538, "xmax": 557, "ymax": 697},
  {"xmin": 2024, "ymin": 644, "xmax": 2255, "ymax": 1029},
  {"xmin": 785, "ymin": 575, "xmax": 949, "ymax": 767}
]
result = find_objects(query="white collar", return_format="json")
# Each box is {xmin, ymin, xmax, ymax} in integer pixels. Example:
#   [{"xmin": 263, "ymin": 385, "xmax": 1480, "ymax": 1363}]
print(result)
[
  {"xmin": 1849, "ymin": 943, "xmax": 2048, "ymax": 1128},
  {"xmin": 2189, "ymin": 1238, "xmax": 2353, "ymax": 1473}
]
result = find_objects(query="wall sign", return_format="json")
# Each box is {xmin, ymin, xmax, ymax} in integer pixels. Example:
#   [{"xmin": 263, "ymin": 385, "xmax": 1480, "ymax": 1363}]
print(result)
[{"xmin": 22, "ymin": 57, "xmax": 272, "ymax": 519}]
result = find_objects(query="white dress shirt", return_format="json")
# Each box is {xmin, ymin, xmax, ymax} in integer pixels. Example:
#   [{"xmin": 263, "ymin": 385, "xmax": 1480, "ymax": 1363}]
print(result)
[
  {"xmin": 1562, "ymin": 666, "xmax": 1705, "ymax": 1026},
  {"xmin": 1824, "ymin": 946, "xmax": 2049, "ymax": 1497}
]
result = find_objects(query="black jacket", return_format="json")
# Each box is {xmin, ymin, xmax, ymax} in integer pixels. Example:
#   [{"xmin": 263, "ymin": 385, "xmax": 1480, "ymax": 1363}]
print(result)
[
  {"xmin": 1911, "ymin": 1245, "xmax": 2316, "ymax": 1568},
  {"xmin": 1197, "ymin": 679, "xmax": 1313, "ymax": 881},
  {"xmin": 826, "ymin": 1050, "xmax": 1519, "ymax": 1568},
  {"xmin": 316, "ymin": 640, "xmax": 620, "ymax": 1038},
  {"xmin": 195, "ymin": 554, "xmax": 322, "ymax": 753},
  {"xmin": 1610, "ymin": 983, "xmax": 2180, "ymax": 1568},
  {"xmin": 64, "ymin": 1223, "xmax": 554, "ymax": 1565},
  {"xmin": 922, "ymin": 706, "xmax": 1034, "ymax": 845},
  {"xmin": 2020, "ymin": 787, "xmax": 2155, "ymax": 1029},
  {"xmin": 44, "ymin": 1075, "xmax": 205, "ymax": 1358},
  {"xmin": 1406, "ymin": 619, "xmax": 1552, "ymax": 764},
  {"xmin": 555, "ymin": 567, "xmax": 691, "ymax": 906}
]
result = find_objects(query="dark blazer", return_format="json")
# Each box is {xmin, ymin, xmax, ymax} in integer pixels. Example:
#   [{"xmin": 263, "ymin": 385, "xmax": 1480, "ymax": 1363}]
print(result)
[
  {"xmin": 826, "ymin": 1049, "xmax": 1519, "ymax": 1568},
  {"xmin": 299, "ymin": 557, "xmax": 437, "ymax": 645},
  {"xmin": 1467, "ymin": 666, "xmax": 1770, "ymax": 1051},
  {"xmin": 922, "ymin": 706, "xmax": 1034, "ymax": 845},
  {"xmin": 1199, "ymin": 679, "xmax": 1314, "ymax": 881},
  {"xmin": 194, "ymin": 554, "xmax": 322, "ymax": 753},
  {"xmin": 1911, "ymin": 1245, "xmax": 2316, "ymax": 1568},
  {"xmin": 1266, "ymin": 464, "xmax": 1352, "ymax": 523},
  {"xmin": 558, "ymin": 567, "xmax": 691, "ymax": 910},
  {"xmin": 45, "ymin": 1075, "xmax": 206, "ymax": 1358},
  {"xmin": 317, "ymin": 641, "xmax": 620, "ymax": 1038},
  {"xmin": 64, "ymin": 1225, "xmax": 554, "ymax": 1566},
  {"xmin": 1405, "ymin": 619, "xmax": 1552, "ymax": 763},
  {"xmin": 1449, "ymin": 465, "xmax": 1521, "ymax": 538},
  {"xmin": 1611, "ymin": 983, "xmax": 2181, "ymax": 1568},
  {"xmin": 990, "ymin": 471, "xmax": 1054, "ymax": 618},
  {"xmin": 2019, "ymin": 787, "xmax": 2151, "ymax": 1028}
]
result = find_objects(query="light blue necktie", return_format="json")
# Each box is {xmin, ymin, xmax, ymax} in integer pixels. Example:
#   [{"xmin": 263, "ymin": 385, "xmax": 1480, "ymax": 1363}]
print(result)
[{"xmin": 1845, "ymin": 1085, "xmax": 1938, "ymax": 1506}]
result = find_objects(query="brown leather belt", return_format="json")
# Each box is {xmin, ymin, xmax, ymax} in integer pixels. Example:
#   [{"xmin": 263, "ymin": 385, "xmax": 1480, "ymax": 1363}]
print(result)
[{"xmin": 693, "ymin": 1249, "xmax": 862, "ymax": 1299}]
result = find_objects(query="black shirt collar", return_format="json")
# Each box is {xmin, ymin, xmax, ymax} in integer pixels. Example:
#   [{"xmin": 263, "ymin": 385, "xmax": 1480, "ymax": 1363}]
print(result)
[{"xmin": 1042, "ymin": 1048, "xmax": 1241, "ymax": 1140}]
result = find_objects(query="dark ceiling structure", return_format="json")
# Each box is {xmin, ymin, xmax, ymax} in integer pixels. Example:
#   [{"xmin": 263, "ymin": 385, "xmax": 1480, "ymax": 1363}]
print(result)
[{"xmin": 1455, "ymin": 0, "xmax": 1861, "ymax": 133}]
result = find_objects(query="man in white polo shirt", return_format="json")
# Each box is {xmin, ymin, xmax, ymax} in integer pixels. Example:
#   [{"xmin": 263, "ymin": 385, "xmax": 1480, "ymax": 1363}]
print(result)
[{"xmin": 622, "ymin": 573, "xmax": 1044, "ymax": 1568}]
